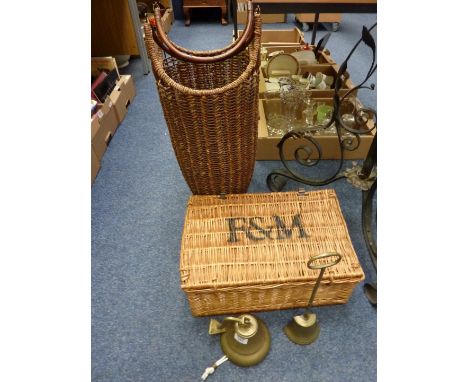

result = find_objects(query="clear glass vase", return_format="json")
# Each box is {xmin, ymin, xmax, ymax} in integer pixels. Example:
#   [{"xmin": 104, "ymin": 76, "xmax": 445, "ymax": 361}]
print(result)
[{"xmin": 280, "ymin": 86, "xmax": 304, "ymax": 130}]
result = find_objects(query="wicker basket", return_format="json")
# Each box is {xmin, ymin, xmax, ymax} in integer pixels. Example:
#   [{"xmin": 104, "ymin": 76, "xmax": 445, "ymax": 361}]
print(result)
[
  {"xmin": 143, "ymin": 8, "xmax": 262, "ymax": 195},
  {"xmin": 180, "ymin": 189, "xmax": 365, "ymax": 316}
]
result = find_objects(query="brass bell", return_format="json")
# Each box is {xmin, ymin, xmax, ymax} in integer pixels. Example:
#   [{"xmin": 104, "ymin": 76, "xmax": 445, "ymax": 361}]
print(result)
[
  {"xmin": 208, "ymin": 314, "xmax": 270, "ymax": 367},
  {"xmin": 284, "ymin": 252, "xmax": 342, "ymax": 345}
]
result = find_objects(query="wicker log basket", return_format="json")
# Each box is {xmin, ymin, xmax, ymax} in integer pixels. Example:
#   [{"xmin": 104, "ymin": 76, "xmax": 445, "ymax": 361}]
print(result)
[
  {"xmin": 180, "ymin": 189, "xmax": 365, "ymax": 316},
  {"xmin": 144, "ymin": 3, "xmax": 262, "ymax": 195}
]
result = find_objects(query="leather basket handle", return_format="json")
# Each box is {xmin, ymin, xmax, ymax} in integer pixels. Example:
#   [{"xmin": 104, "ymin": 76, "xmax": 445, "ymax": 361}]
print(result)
[{"xmin": 150, "ymin": 1, "xmax": 257, "ymax": 63}]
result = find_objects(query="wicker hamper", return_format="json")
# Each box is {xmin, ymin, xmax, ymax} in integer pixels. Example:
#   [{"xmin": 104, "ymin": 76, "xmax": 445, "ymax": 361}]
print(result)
[
  {"xmin": 144, "ymin": 4, "xmax": 262, "ymax": 195},
  {"xmin": 180, "ymin": 189, "xmax": 365, "ymax": 316}
]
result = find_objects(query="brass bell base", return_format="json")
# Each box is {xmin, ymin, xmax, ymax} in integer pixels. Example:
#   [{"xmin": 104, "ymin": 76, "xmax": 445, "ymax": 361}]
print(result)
[
  {"xmin": 283, "ymin": 313, "xmax": 321, "ymax": 345},
  {"xmin": 220, "ymin": 315, "xmax": 271, "ymax": 367}
]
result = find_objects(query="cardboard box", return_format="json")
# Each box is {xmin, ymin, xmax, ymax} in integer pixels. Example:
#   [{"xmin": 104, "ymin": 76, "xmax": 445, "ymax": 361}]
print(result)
[
  {"xmin": 296, "ymin": 13, "xmax": 342, "ymax": 23},
  {"xmin": 260, "ymin": 64, "xmax": 354, "ymax": 99},
  {"xmin": 91, "ymin": 97, "xmax": 118, "ymax": 161},
  {"xmin": 262, "ymin": 45, "xmax": 337, "ymax": 65},
  {"xmin": 91, "ymin": 146, "xmax": 101, "ymax": 185},
  {"xmin": 259, "ymin": 69, "xmax": 267, "ymax": 99},
  {"xmin": 259, "ymin": 46, "xmax": 340, "ymax": 98},
  {"xmin": 96, "ymin": 96, "xmax": 119, "ymax": 133},
  {"xmin": 91, "ymin": 57, "xmax": 120, "ymax": 78},
  {"xmin": 238, "ymin": 28, "xmax": 305, "ymax": 46},
  {"xmin": 256, "ymin": 98, "xmax": 375, "ymax": 160},
  {"xmin": 91, "ymin": 116, "xmax": 110, "ymax": 162},
  {"xmin": 109, "ymin": 75, "xmax": 136, "ymax": 123}
]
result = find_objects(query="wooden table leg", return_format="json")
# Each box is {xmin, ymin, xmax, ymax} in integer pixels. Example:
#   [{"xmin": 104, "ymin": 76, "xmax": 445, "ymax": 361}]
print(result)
[
  {"xmin": 221, "ymin": 6, "xmax": 228, "ymax": 25},
  {"xmin": 183, "ymin": 7, "xmax": 191, "ymax": 26}
]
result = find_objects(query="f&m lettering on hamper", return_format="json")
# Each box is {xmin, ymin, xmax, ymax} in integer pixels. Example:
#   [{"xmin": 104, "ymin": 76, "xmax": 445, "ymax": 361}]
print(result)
[{"xmin": 226, "ymin": 214, "xmax": 309, "ymax": 243}]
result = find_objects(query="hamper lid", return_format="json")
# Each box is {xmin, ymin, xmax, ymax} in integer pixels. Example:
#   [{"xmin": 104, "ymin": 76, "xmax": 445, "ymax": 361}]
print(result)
[{"xmin": 180, "ymin": 190, "xmax": 364, "ymax": 290}]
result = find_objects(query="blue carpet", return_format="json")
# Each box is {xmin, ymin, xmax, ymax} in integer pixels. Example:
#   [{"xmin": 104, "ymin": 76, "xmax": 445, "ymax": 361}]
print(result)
[{"xmin": 92, "ymin": 14, "xmax": 377, "ymax": 382}]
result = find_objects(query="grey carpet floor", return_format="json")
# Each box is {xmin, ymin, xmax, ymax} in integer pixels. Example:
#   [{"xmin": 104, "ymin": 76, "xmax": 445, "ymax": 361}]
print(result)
[{"xmin": 92, "ymin": 14, "xmax": 377, "ymax": 382}]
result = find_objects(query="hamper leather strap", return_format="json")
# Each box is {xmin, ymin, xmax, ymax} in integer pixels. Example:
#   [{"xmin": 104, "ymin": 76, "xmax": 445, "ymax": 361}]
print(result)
[{"xmin": 151, "ymin": 1, "xmax": 256, "ymax": 63}]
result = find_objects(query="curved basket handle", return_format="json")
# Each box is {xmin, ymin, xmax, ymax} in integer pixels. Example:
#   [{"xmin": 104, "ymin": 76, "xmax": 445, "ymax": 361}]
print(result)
[
  {"xmin": 307, "ymin": 252, "xmax": 342, "ymax": 270},
  {"xmin": 151, "ymin": 1, "xmax": 256, "ymax": 63}
]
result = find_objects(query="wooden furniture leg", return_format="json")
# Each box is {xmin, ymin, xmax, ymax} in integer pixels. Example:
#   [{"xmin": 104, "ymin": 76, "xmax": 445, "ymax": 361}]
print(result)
[
  {"xmin": 183, "ymin": 7, "xmax": 191, "ymax": 26},
  {"xmin": 221, "ymin": 5, "xmax": 228, "ymax": 25}
]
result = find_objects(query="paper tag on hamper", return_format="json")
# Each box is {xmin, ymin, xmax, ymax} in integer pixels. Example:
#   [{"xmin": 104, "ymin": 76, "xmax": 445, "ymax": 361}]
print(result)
[{"xmin": 234, "ymin": 333, "xmax": 249, "ymax": 345}]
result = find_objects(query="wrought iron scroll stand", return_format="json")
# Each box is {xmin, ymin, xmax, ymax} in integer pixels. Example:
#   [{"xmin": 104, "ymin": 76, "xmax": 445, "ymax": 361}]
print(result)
[{"xmin": 266, "ymin": 23, "xmax": 377, "ymax": 306}]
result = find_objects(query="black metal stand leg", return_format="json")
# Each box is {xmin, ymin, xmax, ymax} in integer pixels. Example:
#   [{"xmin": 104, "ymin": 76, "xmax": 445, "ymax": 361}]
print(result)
[
  {"xmin": 364, "ymin": 282, "xmax": 377, "ymax": 306},
  {"xmin": 362, "ymin": 179, "xmax": 377, "ymax": 307},
  {"xmin": 361, "ymin": 134, "xmax": 377, "ymax": 307},
  {"xmin": 362, "ymin": 179, "xmax": 377, "ymax": 268},
  {"xmin": 311, "ymin": 12, "xmax": 320, "ymax": 45},
  {"xmin": 232, "ymin": 0, "xmax": 238, "ymax": 38},
  {"xmin": 359, "ymin": 133, "xmax": 377, "ymax": 180}
]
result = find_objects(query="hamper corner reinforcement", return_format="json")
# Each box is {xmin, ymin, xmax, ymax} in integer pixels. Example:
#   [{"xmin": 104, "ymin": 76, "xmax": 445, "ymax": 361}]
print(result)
[{"xmin": 180, "ymin": 189, "xmax": 365, "ymax": 316}]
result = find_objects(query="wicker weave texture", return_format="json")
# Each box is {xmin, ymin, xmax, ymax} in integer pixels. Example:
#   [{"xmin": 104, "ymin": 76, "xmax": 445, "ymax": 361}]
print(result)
[
  {"xmin": 185, "ymin": 282, "xmax": 357, "ymax": 316},
  {"xmin": 144, "ymin": 18, "xmax": 262, "ymax": 195},
  {"xmin": 180, "ymin": 189, "xmax": 364, "ymax": 316}
]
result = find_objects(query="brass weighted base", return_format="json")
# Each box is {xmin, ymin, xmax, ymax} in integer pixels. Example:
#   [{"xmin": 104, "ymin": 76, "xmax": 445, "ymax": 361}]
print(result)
[
  {"xmin": 220, "ymin": 315, "xmax": 271, "ymax": 367},
  {"xmin": 283, "ymin": 313, "xmax": 320, "ymax": 345}
]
